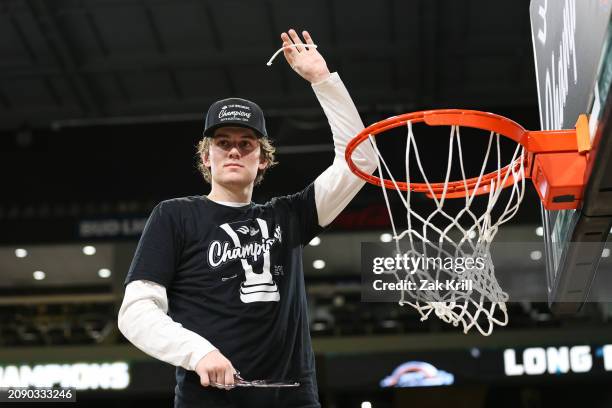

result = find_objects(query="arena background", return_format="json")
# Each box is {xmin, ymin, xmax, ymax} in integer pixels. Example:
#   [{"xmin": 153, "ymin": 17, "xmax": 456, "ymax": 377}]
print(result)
[{"xmin": 1, "ymin": 0, "xmax": 612, "ymax": 407}]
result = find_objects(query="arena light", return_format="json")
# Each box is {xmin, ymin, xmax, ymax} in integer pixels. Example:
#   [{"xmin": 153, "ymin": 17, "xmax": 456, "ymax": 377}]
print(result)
[
  {"xmin": 312, "ymin": 259, "xmax": 326, "ymax": 269},
  {"xmin": 333, "ymin": 295, "xmax": 345, "ymax": 307},
  {"xmin": 312, "ymin": 322, "xmax": 327, "ymax": 331},
  {"xmin": 15, "ymin": 248, "xmax": 28, "ymax": 258},
  {"xmin": 98, "ymin": 268, "xmax": 112, "ymax": 278},
  {"xmin": 381, "ymin": 320, "xmax": 398, "ymax": 329},
  {"xmin": 33, "ymin": 271, "xmax": 46, "ymax": 280},
  {"xmin": 82, "ymin": 245, "xmax": 96, "ymax": 256},
  {"xmin": 530, "ymin": 250, "xmax": 542, "ymax": 261},
  {"xmin": 535, "ymin": 226, "xmax": 544, "ymax": 236},
  {"xmin": 309, "ymin": 237, "xmax": 321, "ymax": 246},
  {"xmin": 361, "ymin": 402, "xmax": 372, "ymax": 408},
  {"xmin": 603, "ymin": 248, "xmax": 610, "ymax": 258},
  {"xmin": 380, "ymin": 233, "xmax": 393, "ymax": 242}
]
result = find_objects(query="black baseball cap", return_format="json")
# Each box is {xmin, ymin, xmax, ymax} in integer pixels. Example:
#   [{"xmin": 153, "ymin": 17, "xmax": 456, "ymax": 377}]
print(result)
[{"xmin": 203, "ymin": 97, "xmax": 268, "ymax": 138}]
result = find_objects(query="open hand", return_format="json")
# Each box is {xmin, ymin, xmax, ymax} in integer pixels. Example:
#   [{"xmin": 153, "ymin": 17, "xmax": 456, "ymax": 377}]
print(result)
[{"xmin": 281, "ymin": 29, "xmax": 331, "ymax": 84}]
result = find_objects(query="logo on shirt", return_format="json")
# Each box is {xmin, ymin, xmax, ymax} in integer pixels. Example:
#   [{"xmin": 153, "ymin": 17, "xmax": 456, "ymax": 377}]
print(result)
[
  {"xmin": 208, "ymin": 237, "xmax": 277, "ymax": 267},
  {"xmin": 207, "ymin": 218, "xmax": 282, "ymax": 303},
  {"xmin": 221, "ymin": 274, "xmax": 238, "ymax": 282},
  {"xmin": 273, "ymin": 265, "xmax": 284, "ymax": 276},
  {"xmin": 236, "ymin": 226, "xmax": 260, "ymax": 236}
]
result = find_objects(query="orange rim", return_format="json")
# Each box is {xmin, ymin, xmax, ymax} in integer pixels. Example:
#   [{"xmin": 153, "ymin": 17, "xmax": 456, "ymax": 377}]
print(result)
[{"xmin": 345, "ymin": 109, "xmax": 579, "ymax": 197}]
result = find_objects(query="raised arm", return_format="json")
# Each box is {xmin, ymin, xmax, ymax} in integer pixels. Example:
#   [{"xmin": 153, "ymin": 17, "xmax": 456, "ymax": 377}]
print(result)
[{"xmin": 281, "ymin": 29, "xmax": 377, "ymax": 227}]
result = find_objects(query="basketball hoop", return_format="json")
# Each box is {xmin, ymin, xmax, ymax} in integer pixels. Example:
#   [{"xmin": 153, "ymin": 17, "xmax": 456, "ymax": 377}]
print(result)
[{"xmin": 348, "ymin": 109, "xmax": 590, "ymax": 335}]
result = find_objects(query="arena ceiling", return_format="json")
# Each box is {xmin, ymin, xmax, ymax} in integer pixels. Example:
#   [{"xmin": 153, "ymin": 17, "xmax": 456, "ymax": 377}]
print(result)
[
  {"xmin": 0, "ymin": 0, "xmax": 536, "ymax": 130},
  {"xmin": 0, "ymin": 0, "xmax": 546, "ymax": 238}
]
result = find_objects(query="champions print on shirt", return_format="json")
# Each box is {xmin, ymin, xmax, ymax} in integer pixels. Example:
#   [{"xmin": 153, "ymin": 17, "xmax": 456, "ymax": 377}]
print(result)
[{"xmin": 207, "ymin": 218, "xmax": 282, "ymax": 303}]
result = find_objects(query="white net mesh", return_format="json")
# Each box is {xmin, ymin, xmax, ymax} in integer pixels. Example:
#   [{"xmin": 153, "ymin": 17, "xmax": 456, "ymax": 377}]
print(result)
[{"xmin": 370, "ymin": 121, "xmax": 526, "ymax": 336}]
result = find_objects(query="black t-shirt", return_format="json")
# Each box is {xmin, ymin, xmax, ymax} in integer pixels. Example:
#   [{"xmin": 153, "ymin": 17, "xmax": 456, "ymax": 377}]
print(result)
[{"xmin": 125, "ymin": 183, "xmax": 323, "ymax": 407}]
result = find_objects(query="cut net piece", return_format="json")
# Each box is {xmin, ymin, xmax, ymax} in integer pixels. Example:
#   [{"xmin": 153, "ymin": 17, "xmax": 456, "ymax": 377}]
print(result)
[{"xmin": 371, "ymin": 122, "xmax": 526, "ymax": 336}]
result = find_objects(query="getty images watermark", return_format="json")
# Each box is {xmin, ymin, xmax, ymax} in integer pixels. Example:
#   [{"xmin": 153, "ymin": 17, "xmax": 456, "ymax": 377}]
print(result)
[
  {"xmin": 371, "ymin": 253, "xmax": 484, "ymax": 292},
  {"xmin": 360, "ymin": 241, "xmax": 489, "ymax": 302},
  {"xmin": 361, "ymin": 240, "xmax": 612, "ymax": 303}
]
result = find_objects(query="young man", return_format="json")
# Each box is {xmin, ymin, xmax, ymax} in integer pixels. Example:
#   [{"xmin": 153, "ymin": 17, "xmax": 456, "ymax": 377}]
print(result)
[{"xmin": 118, "ymin": 29, "xmax": 376, "ymax": 407}]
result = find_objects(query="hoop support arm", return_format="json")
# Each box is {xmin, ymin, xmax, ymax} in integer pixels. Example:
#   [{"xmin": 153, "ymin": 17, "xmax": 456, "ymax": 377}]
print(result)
[
  {"xmin": 531, "ymin": 152, "xmax": 587, "ymax": 210},
  {"xmin": 523, "ymin": 114, "xmax": 590, "ymax": 209}
]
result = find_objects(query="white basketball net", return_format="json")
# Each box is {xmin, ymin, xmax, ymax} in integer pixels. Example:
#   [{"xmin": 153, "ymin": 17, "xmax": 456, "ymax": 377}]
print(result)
[{"xmin": 369, "ymin": 121, "xmax": 526, "ymax": 336}]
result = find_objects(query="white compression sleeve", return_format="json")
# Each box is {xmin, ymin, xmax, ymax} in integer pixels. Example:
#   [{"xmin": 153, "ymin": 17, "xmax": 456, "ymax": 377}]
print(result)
[
  {"xmin": 312, "ymin": 72, "xmax": 377, "ymax": 227},
  {"xmin": 118, "ymin": 280, "xmax": 217, "ymax": 371}
]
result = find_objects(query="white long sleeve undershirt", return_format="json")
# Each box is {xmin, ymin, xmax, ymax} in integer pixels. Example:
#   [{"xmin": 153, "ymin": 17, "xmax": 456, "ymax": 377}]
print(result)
[{"xmin": 118, "ymin": 72, "xmax": 377, "ymax": 371}]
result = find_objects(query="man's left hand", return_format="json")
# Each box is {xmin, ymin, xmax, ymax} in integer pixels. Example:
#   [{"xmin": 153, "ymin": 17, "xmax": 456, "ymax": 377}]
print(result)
[{"xmin": 281, "ymin": 29, "xmax": 331, "ymax": 84}]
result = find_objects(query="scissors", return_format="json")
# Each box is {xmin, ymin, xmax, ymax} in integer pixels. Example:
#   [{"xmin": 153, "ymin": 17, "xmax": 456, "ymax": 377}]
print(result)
[{"xmin": 211, "ymin": 373, "xmax": 300, "ymax": 389}]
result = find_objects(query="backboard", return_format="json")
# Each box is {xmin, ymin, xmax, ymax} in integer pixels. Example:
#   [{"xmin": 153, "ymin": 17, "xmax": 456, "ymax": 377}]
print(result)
[{"xmin": 530, "ymin": 0, "xmax": 612, "ymax": 314}]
